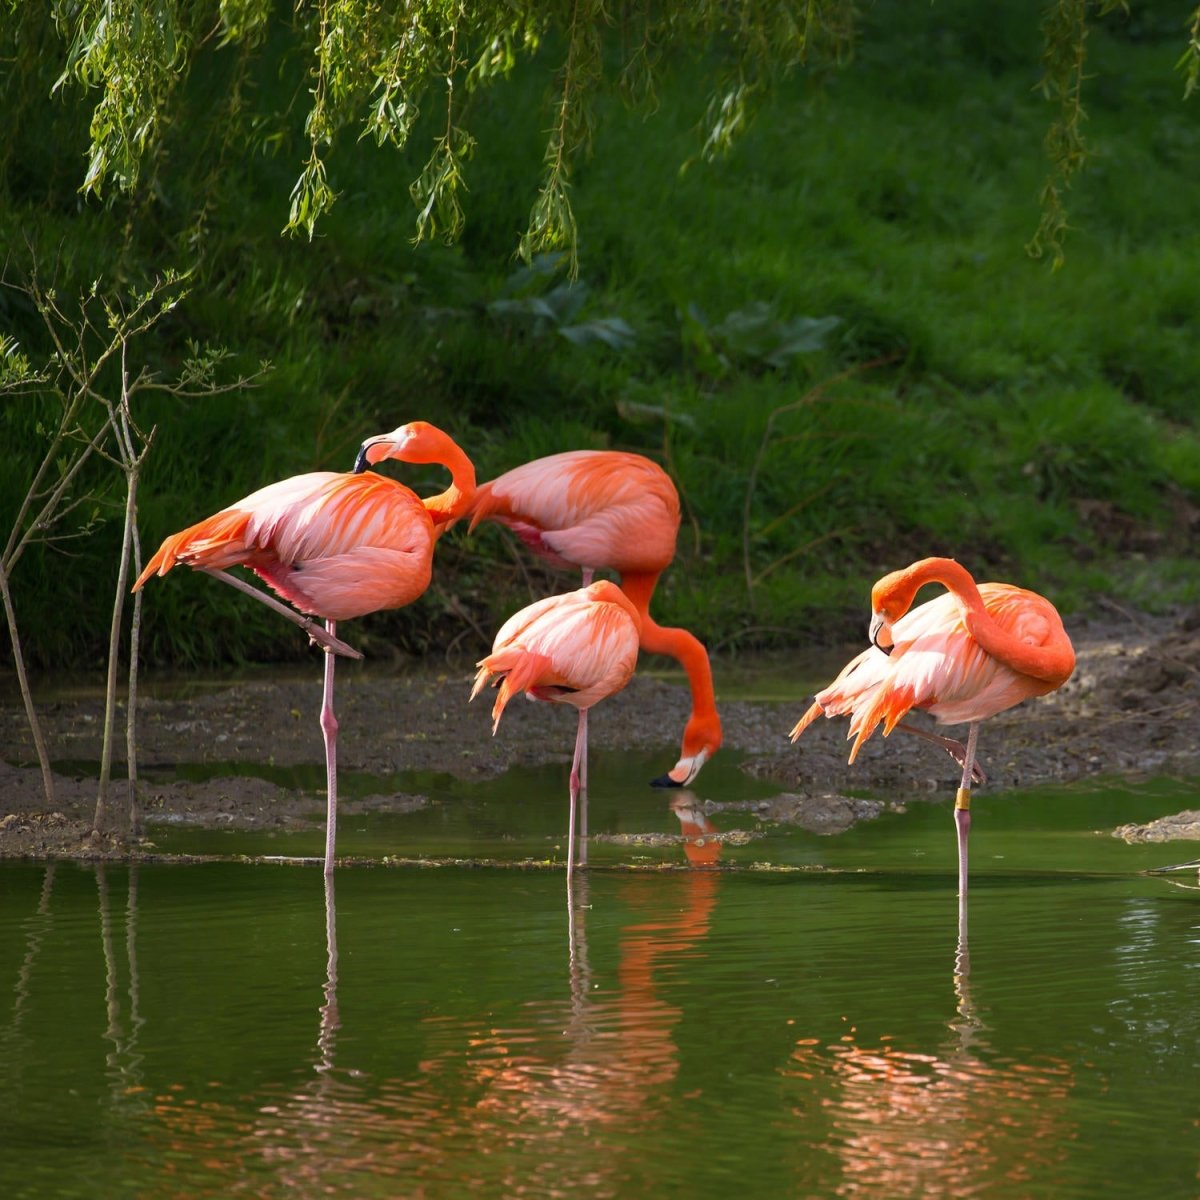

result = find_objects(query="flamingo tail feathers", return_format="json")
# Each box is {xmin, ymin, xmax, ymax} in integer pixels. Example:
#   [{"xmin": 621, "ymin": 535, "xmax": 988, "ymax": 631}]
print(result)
[
  {"xmin": 471, "ymin": 648, "xmax": 554, "ymax": 734},
  {"xmin": 133, "ymin": 510, "xmax": 254, "ymax": 591},
  {"xmin": 788, "ymin": 701, "xmax": 824, "ymax": 743},
  {"xmin": 846, "ymin": 684, "xmax": 917, "ymax": 763}
]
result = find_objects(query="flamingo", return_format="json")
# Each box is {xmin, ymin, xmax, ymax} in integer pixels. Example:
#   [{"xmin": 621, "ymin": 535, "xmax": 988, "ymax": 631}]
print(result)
[
  {"xmin": 470, "ymin": 580, "xmax": 642, "ymax": 878},
  {"xmin": 133, "ymin": 422, "xmax": 475, "ymax": 874},
  {"xmin": 789, "ymin": 557, "xmax": 1075, "ymax": 896},
  {"xmin": 462, "ymin": 449, "xmax": 722, "ymax": 790}
]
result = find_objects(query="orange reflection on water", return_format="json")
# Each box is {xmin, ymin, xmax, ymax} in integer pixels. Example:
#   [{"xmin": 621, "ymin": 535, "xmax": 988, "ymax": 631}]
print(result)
[
  {"xmin": 418, "ymin": 871, "xmax": 719, "ymax": 1134},
  {"xmin": 782, "ymin": 968, "xmax": 1076, "ymax": 1198},
  {"xmin": 146, "ymin": 870, "xmax": 720, "ymax": 1198},
  {"xmin": 670, "ymin": 794, "xmax": 722, "ymax": 867}
]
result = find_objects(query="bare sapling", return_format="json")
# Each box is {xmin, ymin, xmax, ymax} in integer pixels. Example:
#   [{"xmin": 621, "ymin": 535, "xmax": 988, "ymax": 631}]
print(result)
[
  {"xmin": 83, "ymin": 279, "xmax": 269, "ymax": 837},
  {"xmin": 0, "ymin": 279, "xmax": 120, "ymax": 808},
  {"xmin": 2, "ymin": 262, "xmax": 267, "ymax": 839}
]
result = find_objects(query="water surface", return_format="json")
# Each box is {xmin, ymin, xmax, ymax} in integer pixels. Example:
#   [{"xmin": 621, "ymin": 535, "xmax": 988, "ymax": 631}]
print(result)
[{"xmin": 2, "ymin": 771, "xmax": 1199, "ymax": 1198}]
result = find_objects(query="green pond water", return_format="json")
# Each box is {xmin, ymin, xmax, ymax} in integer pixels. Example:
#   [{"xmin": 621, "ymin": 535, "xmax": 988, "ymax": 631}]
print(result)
[{"xmin": 3, "ymin": 751, "xmax": 1200, "ymax": 1198}]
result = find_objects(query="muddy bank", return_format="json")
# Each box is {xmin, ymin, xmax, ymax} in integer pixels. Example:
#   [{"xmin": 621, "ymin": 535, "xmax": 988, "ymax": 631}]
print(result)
[{"xmin": 1, "ymin": 604, "xmax": 1198, "ymax": 860}]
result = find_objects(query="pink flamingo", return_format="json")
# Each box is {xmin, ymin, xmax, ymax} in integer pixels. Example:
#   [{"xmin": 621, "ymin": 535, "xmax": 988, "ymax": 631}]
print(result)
[
  {"xmin": 133, "ymin": 422, "xmax": 475, "ymax": 874},
  {"xmin": 471, "ymin": 580, "xmax": 642, "ymax": 877},
  {"xmin": 465, "ymin": 450, "xmax": 721, "ymax": 789},
  {"xmin": 789, "ymin": 557, "xmax": 1075, "ymax": 896}
]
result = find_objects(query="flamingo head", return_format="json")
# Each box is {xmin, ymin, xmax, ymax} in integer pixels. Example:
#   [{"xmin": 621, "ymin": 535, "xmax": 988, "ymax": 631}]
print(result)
[
  {"xmin": 868, "ymin": 557, "xmax": 965, "ymax": 654},
  {"xmin": 354, "ymin": 422, "xmax": 450, "ymax": 472},
  {"xmin": 650, "ymin": 710, "xmax": 722, "ymax": 788},
  {"xmin": 869, "ymin": 566, "xmax": 921, "ymax": 655}
]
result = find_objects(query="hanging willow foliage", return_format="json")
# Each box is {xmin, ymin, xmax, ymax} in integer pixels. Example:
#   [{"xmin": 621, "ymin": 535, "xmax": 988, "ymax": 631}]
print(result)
[
  {"xmin": 1026, "ymin": 0, "xmax": 1131, "ymax": 268},
  {"xmin": 13, "ymin": 0, "xmax": 1195, "ymax": 268},
  {"xmin": 17, "ymin": 0, "xmax": 856, "ymax": 267}
]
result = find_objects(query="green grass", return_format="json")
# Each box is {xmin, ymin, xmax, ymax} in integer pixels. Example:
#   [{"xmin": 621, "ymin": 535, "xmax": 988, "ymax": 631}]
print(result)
[{"xmin": 1, "ymin": 0, "xmax": 1198, "ymax": 672}]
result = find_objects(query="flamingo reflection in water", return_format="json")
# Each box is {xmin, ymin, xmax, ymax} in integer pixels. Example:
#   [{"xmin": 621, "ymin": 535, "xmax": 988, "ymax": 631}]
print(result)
[
  {"xmin": 143, "ymin": 868, "xmax": 720, "ymax": 1196},
  {"xmin": 142, "ymin": 872, "xmax": 349, "ymax": 1198},
  {"xmin": 669, "ymin": 792, "xmax": 723, "ymax": 867},
  {"xmin": 423, "ymin": 869, "xmax": 722, "ymax": 1194},
  {"xmin": 330, "ymin": 874, "xmax": 722, "ymax": 1193},
  {"xmin": 780, "ymin": 900, "xmax": 1076, "ymax": 1197}
]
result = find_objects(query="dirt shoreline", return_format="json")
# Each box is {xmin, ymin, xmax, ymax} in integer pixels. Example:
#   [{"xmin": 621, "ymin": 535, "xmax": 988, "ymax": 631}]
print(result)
[{"xmin": 1, "ymin": 604, "xmax": 1198, "ymax": 860}]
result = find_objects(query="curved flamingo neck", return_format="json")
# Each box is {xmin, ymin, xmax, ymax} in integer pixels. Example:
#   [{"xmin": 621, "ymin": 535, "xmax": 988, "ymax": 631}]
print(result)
[
  {"xmin": 423, "ymin": 440, "xmax": 477, "ymax": 532},
  {"xmin": 620, "ymin": 572, "xmax": 722, "ymax": 751},
  {"xmin": 878, "ymin": 557, "xmax": 980, "ymax": 616},
  {"xmin": 881, "ymin": 557, "xmax": 1073, "ymax": 686}
]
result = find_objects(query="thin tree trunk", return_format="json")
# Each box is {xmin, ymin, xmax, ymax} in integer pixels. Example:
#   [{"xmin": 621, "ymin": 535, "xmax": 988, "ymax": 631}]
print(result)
[
  {"xmin": 116, "ymin": 395, "xmax": 145, "ymax": 838},
  {"xmin": 125, "ymin": 519, "xmax": 144, "ymax": 837},
  {"xmin": 94, "ymin": 445, "xmax": 139, "ymax": 835},
  {"xmin": 0, "ymin": 568, "xmax": 55, "ymax": 806}
]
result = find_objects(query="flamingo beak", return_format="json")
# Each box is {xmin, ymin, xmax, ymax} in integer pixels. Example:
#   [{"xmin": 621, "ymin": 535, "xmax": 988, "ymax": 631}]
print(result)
[
  {"xmin": 355, "ymin": 427, "xmax": 417, "ymax": 473},
  {"xmin": 353, "ymin": 439, "xmax": 380, "ymax": 473},
  {"xmin": 651, "ymin": 747, "xmax": 710, "ymax": 789},
  {"xmin": 869, "ymin": 613, "xmax": 894, "ymax": 656}
]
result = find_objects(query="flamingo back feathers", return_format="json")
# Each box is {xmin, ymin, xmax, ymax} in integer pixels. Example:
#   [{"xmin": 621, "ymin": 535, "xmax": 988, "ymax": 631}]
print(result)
[
  {"xmin": 473, "ymin": 581, "xmax": 642, "ymax": 733},
  {"xmin": 134, "ymin": 472, "xmax": 435, "ymax": 621},
  {"xmin": 469, "ymin": 451, "xmax": 680, "ymax": 575}
]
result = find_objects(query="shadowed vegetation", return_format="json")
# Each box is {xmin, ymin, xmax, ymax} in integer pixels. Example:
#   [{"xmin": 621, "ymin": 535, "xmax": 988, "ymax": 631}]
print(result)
[{"xmin": 1, "ymin": 0, "xmax": 1198, "ymax": 674}]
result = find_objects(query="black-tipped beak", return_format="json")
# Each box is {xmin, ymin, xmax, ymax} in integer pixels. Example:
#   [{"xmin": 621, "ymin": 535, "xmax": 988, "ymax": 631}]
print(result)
[
  {"xmin": 868, "ymin": 613, "xmax": 894, "ymax": 656},
  {"xmin": 650, "ymin": 773, "xmax": 684, "ymax": 789},
  {"xmin": 353, "ymin": 444, "xmax": 373, "ymax": 474}
]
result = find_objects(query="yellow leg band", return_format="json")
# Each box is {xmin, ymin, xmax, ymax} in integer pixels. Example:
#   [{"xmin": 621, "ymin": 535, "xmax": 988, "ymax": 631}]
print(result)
[{"xmin": 955, "ymin": 787, "xmax": 972, "ymax": 811}]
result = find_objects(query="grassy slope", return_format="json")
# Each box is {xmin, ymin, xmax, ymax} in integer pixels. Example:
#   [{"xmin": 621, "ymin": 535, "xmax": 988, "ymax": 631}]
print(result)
[{"xmin": 1, "ymin": 0, "xmax": 1197, "ymax": 671}]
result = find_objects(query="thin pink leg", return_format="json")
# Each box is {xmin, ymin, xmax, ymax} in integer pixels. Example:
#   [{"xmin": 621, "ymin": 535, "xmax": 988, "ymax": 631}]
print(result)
[
  {"xmin": 567, "ymin": 709, "xmax": 588, "ymax": 881},
  {"xmin": 578, "ymin": 708, "xmax": 589, "ymax": 867},
  {"xmin": 954, "ymin": 722, "xmax": 980, "ymax": 899},
  {"xmin": 320, "ymin": 620, "xmax": 339, "ymax": 876},
  {"xmin": 570, "ymin": 565, "xmax": 594, "ymax": 875}
]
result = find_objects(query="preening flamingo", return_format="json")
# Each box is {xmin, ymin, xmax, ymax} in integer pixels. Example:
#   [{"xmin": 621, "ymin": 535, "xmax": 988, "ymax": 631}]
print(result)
[
  {"xmin": 133, "ymin": 422, "xmax": 475, "ymax": 874},
  {"xmin": 789, "ymin": 557, "xmax": 1075, "ymax": 896},
  {"xmin": 464, "ymin": 449, "xmax": 721, "ymax": 788},
  {"xmin": 470, "ymin": 580, "xmax": 642, "ymax": 878}
]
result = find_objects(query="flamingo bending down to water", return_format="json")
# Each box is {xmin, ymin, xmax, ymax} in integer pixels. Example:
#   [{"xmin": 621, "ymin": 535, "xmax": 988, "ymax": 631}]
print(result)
[
  {"xmin": 789, "ymin": 557, "xmax": 1075, "ymax": 896},
  {"xmin": 471, "ymin": 580, "xmax": 642, "ymax": 878},
  {"xmin": 465, "ymin": 449, "xmax": 721, "ymax": 789},
  {"xmin": 133, "ymin": 422, "xmax": 476, "ymax": 874}
]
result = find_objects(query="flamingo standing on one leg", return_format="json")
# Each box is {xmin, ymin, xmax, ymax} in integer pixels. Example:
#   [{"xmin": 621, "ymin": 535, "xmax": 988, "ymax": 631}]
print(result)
[
  {"xmin": 461, "ymin": 449, "xmax": 722, "ymax": 797},
  {"xmin": 470, "ymin": 580, "xmax": 641, "ymax": 878},
  {"xmin": 789, "ymin": 557, "xmax": 1075, "ymax": 897},
  {"xmin": 133, "ymin": 422, "xmax": 475, "ymax": 875}
]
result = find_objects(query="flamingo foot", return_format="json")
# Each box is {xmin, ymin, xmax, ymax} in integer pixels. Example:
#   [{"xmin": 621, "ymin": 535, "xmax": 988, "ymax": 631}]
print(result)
[
  {"xmin": 896, "ymin": 722, "xmax": 986, "ymax": 785},
  {"xmin": 945, "ymin": 742, "xmax": 987, "ymax": 787}
]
